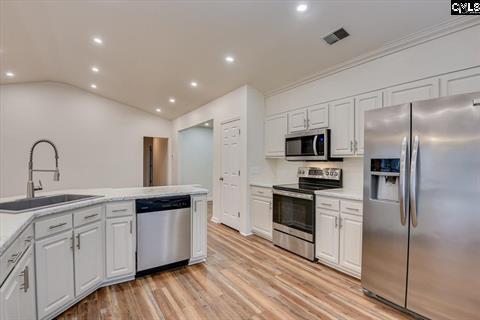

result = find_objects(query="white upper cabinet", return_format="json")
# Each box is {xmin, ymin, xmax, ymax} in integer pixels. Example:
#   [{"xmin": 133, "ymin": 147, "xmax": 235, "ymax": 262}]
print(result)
[
  {"xmin": 330, "ymin": 97, "xmax": 355, "ymax": 157},
  {"xmin": 384, "ymin": 77, "xmax": 439, "ymax": 107},
  {"xmin": 74, "ymin": 221, "xmax": 104, "ymax": 296},
  {"xmin": 191, "ymin": 194, "xmax": 208, "ymax": 263},
  {"xmin": 440, "ymin": 67, "xmax": 480, "ymax": 96},
  {"xmin": 307, "ymin": 103, "xmax": 329, "ymax": 129},
  {"xmin": 354, "ymin": 90, "xmax": 383, "ymax": 155},
  {"xmin": 288, "ymin": 109, "xmax": 308, "ymax": 133},
  {"xmin": 264, "ymin": 114, "xmax": 287, "ymax": 157},
  {"xmin": 36, "ymin": 230, "xmax": 75, "ymax": 319},
  {"xmin": 106, "ymin": 216, "xmax": 135, "ymax": 279}
]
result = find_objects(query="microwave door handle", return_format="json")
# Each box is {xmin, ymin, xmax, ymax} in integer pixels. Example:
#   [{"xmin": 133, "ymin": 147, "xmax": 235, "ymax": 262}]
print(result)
[{"xmin": 313, "ymin": 136, "xmax": 318, "ymax": 155}]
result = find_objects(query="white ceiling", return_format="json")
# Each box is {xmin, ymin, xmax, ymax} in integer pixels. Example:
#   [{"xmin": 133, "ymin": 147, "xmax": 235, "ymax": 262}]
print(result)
[{"xmin": 0, "ymin": 1, "xmax": 453, "ymax": 119}]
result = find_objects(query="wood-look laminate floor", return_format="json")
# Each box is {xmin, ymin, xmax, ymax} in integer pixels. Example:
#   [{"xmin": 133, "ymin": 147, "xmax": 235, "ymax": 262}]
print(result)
[{"xmin": 57, "ymin": 203, "xmax": 411, "ymax": 320}]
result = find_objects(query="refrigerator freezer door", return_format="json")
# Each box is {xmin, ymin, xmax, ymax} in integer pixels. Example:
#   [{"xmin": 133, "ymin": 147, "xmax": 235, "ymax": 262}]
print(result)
[
  {"xmin": 362, "ymin": 103, "xmax": 410, "ymax": 307},
  {"xmin": 407, "ymin": 93, "xmax": 480, "ymax": 319}
]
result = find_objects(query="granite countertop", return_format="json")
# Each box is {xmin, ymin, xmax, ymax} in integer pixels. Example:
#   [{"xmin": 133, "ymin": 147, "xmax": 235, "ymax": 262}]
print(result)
[
  {"xmin": 0, "ymin": 185, "xmax": 208, "ymax": 256},
  {"xmin": 314, "ymin": 188, "xmax": 363, "ymax": 201}
]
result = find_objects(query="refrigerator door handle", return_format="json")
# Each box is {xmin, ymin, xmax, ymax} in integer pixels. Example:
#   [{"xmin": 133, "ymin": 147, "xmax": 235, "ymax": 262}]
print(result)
[
  {"xmin": 399, "ymin": 136, "xmax": 408, "ymax": 225},
  {"xmin": 410, "ymin": 135, "xmax": 419, "ymax": 227}
]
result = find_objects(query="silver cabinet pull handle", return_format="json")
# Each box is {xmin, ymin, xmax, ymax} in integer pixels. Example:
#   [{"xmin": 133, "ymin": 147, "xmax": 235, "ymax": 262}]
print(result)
[
  {"xmin": 345, "ymin": 207, "xmax": 359, "ymax": 211},
  {"xmin": 8, "ymin": 253, "xmax": 20, "ymax": 264},
  {"xmin": 350, "ymin": 141, "xmax": 353, "ymax": 152},
  {"xmin": 410, "ymin": 136, "xmax": 419, "ymax": 227},
  {"xmin": 335, "ymin": 216, "xmax": 338, "ymax": 228},
  {"xmin": 84, "ymin": 213, "xmax": 99, "ymax": 219},
  {"xmin": 49, "ymin": 222, "xmax": 67, "ymax": 230},
  {"xmin": 320, "ymin": 203, "xmax": 332, "ymax": 206},
  {"xmin": 399, "ymin": 136, "xmax": 408, "ymax": 226},
  {"xmin": 19, "ymin": 266, "xmax": 29, "ymax": 292},
  {"xmin": 339, "ymin": 217, "xmax": 343, "ymax": 229},
  {"xmin": 70, "ymin": 237, "xmax": 74, "ymax": 250},
  {"xmin": 76, "ymin": 234, "xmax": 81, "ymax": 250},
  {"xmin": 112, "ymin": 209, "xmax": 127, "ymax": 213},
  {"xmin": 129, "ymin": 220, "xmax": 133, "ymax": 234}
]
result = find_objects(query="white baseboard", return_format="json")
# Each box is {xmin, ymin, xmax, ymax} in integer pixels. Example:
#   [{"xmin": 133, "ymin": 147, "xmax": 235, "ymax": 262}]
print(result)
[
  {"xmin": 211, "ymin": 216, "xmax": 221, "ymax": 223},
  {"xmin": 240, "ymin": 231, "xmax": 253, "ymax": 237}
]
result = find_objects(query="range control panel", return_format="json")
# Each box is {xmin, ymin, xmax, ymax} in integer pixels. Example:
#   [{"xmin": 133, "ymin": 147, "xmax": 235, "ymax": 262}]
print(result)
[{"xmin": 297, "ymin": 167, "xmax": 342, "ymax": 181}]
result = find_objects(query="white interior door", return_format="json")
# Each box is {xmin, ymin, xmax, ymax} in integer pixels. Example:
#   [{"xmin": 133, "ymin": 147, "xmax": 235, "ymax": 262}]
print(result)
[{"xmin": 221, "ymin": 119, "xmax": 241, "ymax": 230}]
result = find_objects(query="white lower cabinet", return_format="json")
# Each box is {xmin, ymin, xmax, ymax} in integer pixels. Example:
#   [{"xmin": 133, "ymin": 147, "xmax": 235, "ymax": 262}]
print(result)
[
  {"xmin": 106, "ymin": 216, "xmax": 134, "ymax": 278},
  {"xmin": 0, "ymin": 246, "xmax": 36, "ymax": 320},
  {"xmin": 191, "ymin": 195, "xmax": 208, "ymax": 262},
  {"xmin": 250, "ymin": 186, "xmax": 273, "ymax": 240},
  {"xmin": 315, "ymin": 196, "xmax": 363, "ymax": 278},
  {"xmin": 36, "ymin": 230, "xmax": 75, "ymax": 319},
  {"xmin": 315, "ymin": 209, "xmax": 339, "ymax": 264},
  {"xmin": 74, "ymin": 221, "xmax": 104, "ymax": 296},
  {"xmin": 339, "ymin": 213, "xmax": 363, "ymax": 275}
]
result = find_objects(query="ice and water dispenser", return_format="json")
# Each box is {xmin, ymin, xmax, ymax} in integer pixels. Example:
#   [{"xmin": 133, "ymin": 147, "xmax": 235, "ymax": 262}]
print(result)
[{"xmin": 370, "ymin": 159, "xmax": 400, "ymax": 202}]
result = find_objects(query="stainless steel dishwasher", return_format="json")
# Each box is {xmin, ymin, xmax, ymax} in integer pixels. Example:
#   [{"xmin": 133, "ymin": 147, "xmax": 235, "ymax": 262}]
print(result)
[{"xmin": 136, "ymin": 195, "xmax": 191, "ymax": 275}]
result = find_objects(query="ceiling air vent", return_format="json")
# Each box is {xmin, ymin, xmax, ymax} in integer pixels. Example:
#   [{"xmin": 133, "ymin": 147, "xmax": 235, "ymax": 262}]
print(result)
[{"xmin": 323, "ymin": 27, "xmax": 350, "ymax": 45}]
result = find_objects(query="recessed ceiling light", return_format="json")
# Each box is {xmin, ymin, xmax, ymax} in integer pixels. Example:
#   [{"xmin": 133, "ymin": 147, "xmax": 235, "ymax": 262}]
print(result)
[
  {"xmin": 91, "ymin": 66, "xmax": 99, "ymax": 73},
  {"xmin": 93, "ymin": 37, "xmax": 103, "ymax": 45},
  {"xmin": 296, "ymin": 3, "xmax": 308, "ymax": 12},
  {"xmin": 90, "ymin": 84, "xmax": 97, "ymax": 89},
  {"xmin": 155, "ymin": 108, "xmax": 162, "ymax": 113},
  {"xmin": 225, "ymin": 56, "xmax": 235, "ymax": 63},
  {"xmin": 169, "ymin": 98, "xmax": 176, "ymax": 103},
  {"xmin": 204, "ymin": 123, "xmax": 209, "ymax": 126},
  {"xmin": 5, "ymin": 71, "xmax": 15, "ymax": 78},
  {"xmin": 190, "ymin": 81, "xmax": 198, "ymax": 87}
]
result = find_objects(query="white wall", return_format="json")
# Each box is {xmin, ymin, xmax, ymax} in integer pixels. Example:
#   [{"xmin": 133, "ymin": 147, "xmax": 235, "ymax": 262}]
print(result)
[
  {"xmin": 179, "ymin": 126, "xmax": 213, "ymax": 199},
  {"xmin": 0, "ymin": 81, "xmax": 172, "ymax": 197},
  {"xmin": 172, "ymin": 86, "xmax": 247, "ymax": 227}
]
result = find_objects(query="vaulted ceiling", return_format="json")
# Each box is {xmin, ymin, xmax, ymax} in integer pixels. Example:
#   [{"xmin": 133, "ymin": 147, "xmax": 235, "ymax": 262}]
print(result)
[{"xmin": 0, "ymin": 1, "xmax": 453, "ymax": 119}]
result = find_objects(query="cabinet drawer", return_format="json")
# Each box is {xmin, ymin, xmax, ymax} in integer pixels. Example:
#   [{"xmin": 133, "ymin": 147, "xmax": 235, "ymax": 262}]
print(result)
[
  {"xmin": 35, "ymin": 213, "xmax": 72, "ymax": 239},
  {"xmin": 74, "ymin": 205, "xmax": 104, "ymax": 227},
  {"xmin": 316, "ymin": 196, "xmax": 340, "ymax": 211},
  {"xmin": 251, "ymin": 186, "xmax": 272, "ymax": 198},
  {"xmin": 340, "ymin": 200, "xmax": 363, "ymax": 216},
  {"xmin": 106, "ymin": 201, "xmax": 134, "ymax": 218}
]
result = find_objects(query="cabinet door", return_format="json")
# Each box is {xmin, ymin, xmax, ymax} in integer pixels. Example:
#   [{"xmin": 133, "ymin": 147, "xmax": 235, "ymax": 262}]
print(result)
[
  {"xmin": 0, "ymin": 260, "xmax": 21, "ymax": 320},
  {"xmin": 74, "ymin": 221, "xmax": 104, "ymax": 296},
  {"xmin": 251, "ymin": 196, "xmax": 272, "ymax": 239},
  {"xmin": 19, "ymin": 247, "xmax": 36, "ymax": 320},
  {"xmin": 265, "ymin": 114, "xmax": 288, "ymax": 157},
  {"xmin": 330, "ymin": 98, "xmax": 355, "ymax": 156},
  {"xmin": 339, "ymin": 213, "xmax": 363, "ymax": 276},
  {"xmin": 36, "ymin": 230, "xmax": 74, "ymax": 319},
  {"xmin": 315, "ymin": 209, "xmax": 340, "ymax": 264},
  {"xmin": 191, "ymin": 195, "xmax": 208, "ymax": 261},
  {"xmin": 440, "ymin": 67, "xmax": 480, "ymax": 96},
  {"xmin": 288, "ymin": 109, "xmax": 308, "ymax": 133},
  {"xmin": 384, "ymin": 77, "xmax": 439, "ymax": 107},
  {"xmin": 307, "ymin": 103, "xmax": 329, "ymax": 129},
  {"xmin": 354, "ymin": 90, "xmax": 383, "ymax": 155},
  {"xmin": 106, "ymin": 217, "xmax": 134, "ymax": 278}
]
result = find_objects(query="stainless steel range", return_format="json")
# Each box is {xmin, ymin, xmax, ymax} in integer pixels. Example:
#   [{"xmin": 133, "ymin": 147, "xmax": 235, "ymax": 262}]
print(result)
[{"xmin": 272, "ymin": 167, "xmax": 342, "ymax": 261}]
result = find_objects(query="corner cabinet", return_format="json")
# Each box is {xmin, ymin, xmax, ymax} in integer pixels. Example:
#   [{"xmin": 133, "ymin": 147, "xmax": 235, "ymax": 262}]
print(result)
[
  {"xmin": 191, "ymin": 194, "xmax": 208, "ymax": 263},
  {"xmin": 0, "ymin": 246, "xmax": 36, "ymax": 320},
  {"xmin": 315, "ymin": 196, "xmax": 363, "ymax": 278},
  {"xmin": 265, "ymin": 114, "xmax": 288, "ymax": 157}
]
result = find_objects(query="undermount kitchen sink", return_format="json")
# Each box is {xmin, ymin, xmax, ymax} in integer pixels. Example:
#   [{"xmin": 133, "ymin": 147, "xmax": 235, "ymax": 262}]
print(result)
[{"xmin": 0, "ymin": 194, "xmax": 102, "ymax": 213}]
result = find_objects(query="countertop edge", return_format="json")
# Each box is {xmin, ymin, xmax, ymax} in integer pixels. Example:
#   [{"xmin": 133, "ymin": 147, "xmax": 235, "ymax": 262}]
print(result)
[{"xmin": 0, "ymin": 187, "xmax": 208, "ymax": 256}]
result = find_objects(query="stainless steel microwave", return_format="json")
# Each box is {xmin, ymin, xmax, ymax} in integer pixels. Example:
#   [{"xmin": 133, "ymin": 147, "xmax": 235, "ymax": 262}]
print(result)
[{"xmin": 285, "ymin": 128, "xmax": 331, "ymax": 161}]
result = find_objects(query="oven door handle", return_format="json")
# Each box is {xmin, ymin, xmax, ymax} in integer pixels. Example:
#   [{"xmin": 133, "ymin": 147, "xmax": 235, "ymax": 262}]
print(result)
[
  {"xmin": 313, "ymin": 135, "xmax": 318, "ymax": 156},
  {"xmin": 273, "ymin": 189, "xmax": 313, "ymax": 200}
]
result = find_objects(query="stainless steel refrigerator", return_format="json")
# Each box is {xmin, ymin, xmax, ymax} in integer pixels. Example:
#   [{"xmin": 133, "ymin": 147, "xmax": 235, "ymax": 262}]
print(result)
[{"xmin": 362, "ymin": 92, "xmax": 480, "ymax": 320}]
